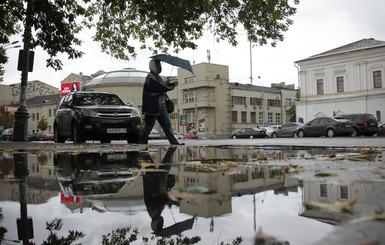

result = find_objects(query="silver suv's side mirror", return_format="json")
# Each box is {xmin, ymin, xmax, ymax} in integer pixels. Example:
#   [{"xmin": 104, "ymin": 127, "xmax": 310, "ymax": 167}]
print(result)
[{"xmin": 126, "ymin": 102, "xmax": 134, "ymax": 107}]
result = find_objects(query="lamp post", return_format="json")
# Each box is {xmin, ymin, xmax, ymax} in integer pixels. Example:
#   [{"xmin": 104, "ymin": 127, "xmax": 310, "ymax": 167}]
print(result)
[{"xmin": 13, "ymin": 2, "xmax": 33, "ymax": 142}]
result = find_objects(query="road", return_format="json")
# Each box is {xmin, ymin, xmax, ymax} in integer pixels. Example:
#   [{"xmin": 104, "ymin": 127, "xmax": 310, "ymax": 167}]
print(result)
[{"xmin": 0, "ymin": 136, "xmax": 384, "ymax": 152}]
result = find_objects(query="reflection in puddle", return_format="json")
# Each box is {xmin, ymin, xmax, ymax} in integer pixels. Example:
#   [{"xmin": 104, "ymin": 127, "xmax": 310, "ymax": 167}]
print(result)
[{"xmin": 0, "ymin": 146, "xmax": 384, "ymax": 244}]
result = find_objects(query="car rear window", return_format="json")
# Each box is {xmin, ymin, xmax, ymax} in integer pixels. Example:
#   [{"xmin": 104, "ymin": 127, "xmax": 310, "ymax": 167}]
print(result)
[{"xmin": 363, "ymin": 114, "xmax": 377, "ymax": 121}]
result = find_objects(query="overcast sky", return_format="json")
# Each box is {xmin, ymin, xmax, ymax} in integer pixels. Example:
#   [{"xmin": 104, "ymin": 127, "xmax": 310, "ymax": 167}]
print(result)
[{"xmin": 2, "ymin": 0, "xmax": 385, "ymax": 89}]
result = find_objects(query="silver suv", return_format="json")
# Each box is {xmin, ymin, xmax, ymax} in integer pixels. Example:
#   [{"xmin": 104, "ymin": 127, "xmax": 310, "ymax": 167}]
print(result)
[{"xmin": 54, "ymin": 91, "xmax": 142, "ymax": 143}]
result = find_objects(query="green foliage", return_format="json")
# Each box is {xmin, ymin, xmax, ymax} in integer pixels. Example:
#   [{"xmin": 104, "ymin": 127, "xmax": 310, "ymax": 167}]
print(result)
[
  {"xmin": 288, "ymin": 89, "xmax": 300, "ymax": 122},
  {"xmin": 101, "ymin": 226, "xmax": 202, "ymax": 245},
  {"xmin": 37, "ymin": 115, "xmax": 48, "ymax": 132},
  {"xmin": 0, "ymin": 0, "xmax": 86, "ymax": 71},
  {"xmin": 0, "ymin": 105, "xmax": 14, "ymax": 129},
  {"xmin": 86, "ymin": 0, "xmax": 299, "ymax": 60},
  {"xmin": 42, "ymin": 218, "xmax": 85, "ymax": 245},
  {"xmin": 1, "ymin": 0, "xmax": 299, "ymax": 72}
]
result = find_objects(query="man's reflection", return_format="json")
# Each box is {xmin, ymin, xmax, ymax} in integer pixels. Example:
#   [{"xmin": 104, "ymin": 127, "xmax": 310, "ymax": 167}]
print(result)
[{"xmin": 142, "ymin": 147, "xmax": 179, "ymax": 233}]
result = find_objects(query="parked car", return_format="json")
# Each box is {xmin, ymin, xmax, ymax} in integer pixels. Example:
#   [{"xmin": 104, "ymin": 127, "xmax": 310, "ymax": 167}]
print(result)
[
  {"xmin": 0, "ymin": 128, "xmax": 13, "ymax": 141},
  {"xmin": 45, "ymin": 133, "xmax": 54, "ymax": 141},
  {"xmin": 335, "ymin": 113, "xmax": 378, "ymax": 136},
  {"xmin": 149, "ymin": 129, "xmax": 161, "ymax": 139},
  {"xmin": 296, "ymin": 117, "xmax": 353, "ymax": 137},
  {"xmin": 261, "ymin": 127, "xmax": 274, "ymax": 138},
  {"xmin": 231, "ymin": 127, "xmax": 267, "ymax": 139},
  {"xmin": 271, "ymin": 122, "xmax": 303, "ymax": 138},
  {"xmin": 174, "ymin": 132, "xmax": 184, "ymax": 139},
  {"xmin": 268, "ymin": 125, "xmax": 282, "ymax": 130},
  {"xmin": 54, "ymin": 91, "xmax": 142, "ymax": 144},
  {"xmin": 27, "ymin": 132, "xmax": 34, "ymax": 141},
  {"xmin": 378, "ymin": 123, "xmax": 385, "ymax": 137},
  {"xmin": 184, "ymin": 134, "xmax": 199, "ymax": 139}
]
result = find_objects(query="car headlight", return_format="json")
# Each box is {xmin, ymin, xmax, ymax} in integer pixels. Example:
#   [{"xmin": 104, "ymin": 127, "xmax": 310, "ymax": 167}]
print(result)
[
  {"xmin": 81, "ymin": 108, "xmax": 98, "ymax": 117},
  {"xmin": 131, "ymin": 108, "xmax": 140, "ymax": 117}
]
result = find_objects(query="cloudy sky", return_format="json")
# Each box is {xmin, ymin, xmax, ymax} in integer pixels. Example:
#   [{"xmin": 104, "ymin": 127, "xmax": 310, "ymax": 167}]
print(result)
[{"xmin": 2, "ymin": 0, "xmax": 385, "ymax": 89}]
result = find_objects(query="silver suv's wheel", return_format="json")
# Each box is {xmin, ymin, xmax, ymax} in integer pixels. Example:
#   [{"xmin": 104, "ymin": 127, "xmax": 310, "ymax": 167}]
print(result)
[{"xmin": 272, "ymin": 133, "xmax": 278, "ymax": 138}]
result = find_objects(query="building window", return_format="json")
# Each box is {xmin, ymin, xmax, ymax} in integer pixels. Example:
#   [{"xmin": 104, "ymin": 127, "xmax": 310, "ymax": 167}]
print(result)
[
  {"xmin": 36, "ymin": 113, "xmax": 40, "ymax": 121},
  {"xmin": 376, "ymin": 110, "xmax": 381, "ymax": 122},
  {"xmin": 250, "ymin": 98, "xmax": 263, "ymax": 106},
  {"xmin": 241, "ymin": 111, "xmax": 247, "ymax": 123},
  {"xmin": 258, "ymin": 112, "xmax": 263, "ymax": 123},
  {"xmin": 49, "ymin": 109, "xmax": 52, "ymax": 117},
  {"xmin": 320, "ymin": 184, "xmax": 328, "ymax": 197},
  {"xmin": 232, "ymin": 96, "xmax": 246, "ymax": 105},
  {"xmin": 275, "ymin": 113, "xmax": 281, "ymax": 123},
  {"xmin": 373, "ymin": 71, "xmax": 382, "ymax": 88},
  {"xmin": 185, "ymin": 77, "xmax": 196, "ymax": 84},
  {"xmin": 317, "ymin": 79, "xmax": 324, "ymax": 95},
  {"xmin": 251, "ymin": 112, "xmax": 256, "ymax": 123},
  {"xmin": 267, "ymin": 99, "xmax": 281, "ymax": 107},
  {"xmin": 285, "ymin": 98, "xmax": 292, "ymax": 107},
  {"xmin": 185, "ymin": 93, "xmax": 196, "ymax": 103},
  {"xmin": 268, "ymin": 113, "xmax": 273, "ymax": 123},
  {"xmin": 31, "ymin": 113, "xmax": 35, "ymax": 121},
  {"xmin": 336, "ymin": 76, "xmax": 344, "ymax": 92},
  {"xmin": 340, "ymin": 186, "xmax": 348, "ymax": 199},
  {"xmin": 232, "ymin": 111, "xmax": 238, "ymax": 123}
]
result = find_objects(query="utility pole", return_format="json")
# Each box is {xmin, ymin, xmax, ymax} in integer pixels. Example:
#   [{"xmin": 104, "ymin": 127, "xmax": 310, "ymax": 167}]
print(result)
[{"xmin": 13, "ymin": 2, "xmax": 33, "ymax": 142}]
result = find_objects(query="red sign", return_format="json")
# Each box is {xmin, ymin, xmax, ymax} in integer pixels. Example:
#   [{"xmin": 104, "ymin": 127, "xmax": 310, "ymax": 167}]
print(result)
[{"xmin": 61, "ymin": 82, "xmax": 81, "ymax": 96}]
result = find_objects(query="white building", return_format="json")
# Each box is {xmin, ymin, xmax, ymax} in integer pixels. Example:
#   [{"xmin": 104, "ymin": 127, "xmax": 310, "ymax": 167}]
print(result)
[{"xmin": 294, "ymin": 38, "xmax": 385, "ymax": 124}]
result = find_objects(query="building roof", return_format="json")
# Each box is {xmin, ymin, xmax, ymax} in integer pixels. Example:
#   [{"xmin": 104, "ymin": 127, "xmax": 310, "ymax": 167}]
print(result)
[
  {"xmin": 84, "ymin": 68, "xmax": 176, "ymax": 88},
  {"xmin": 296, "ymin": 38, "xmax": 385, "ymax": 63},
  {"xmin": 230, "ymin": 82, "xmax": 281, "ymax": 94},
  {"xmin": 27, "ymin": 93, "xmax": 61, "ymax": 106},
  {"xmin": 229, "ymin": 82, "xmax": 295, "ymax": 94}
]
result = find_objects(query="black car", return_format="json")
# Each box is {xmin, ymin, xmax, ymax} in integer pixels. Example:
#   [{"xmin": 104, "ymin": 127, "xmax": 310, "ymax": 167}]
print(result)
[
  {"xmin": 296, "ymin": 117, "xmax": 353, "ymax": 137},
  {"xmin": 231, "ymin": 127, "xmax": 267, "ymax": 139},
  {"xmin": 0, "ymin": 128, "xmax": 13, "ymax": 141},
  {"xmin": 335, "ymin": 113, "xmax": 378, "ymax": 136},
  {"xmin": 271, "ymin": 122, "xmax": 303, "ymax": 138},
  {"xmin": 54, "ymin": 91, "xmax": 142, "ymax": 143}
]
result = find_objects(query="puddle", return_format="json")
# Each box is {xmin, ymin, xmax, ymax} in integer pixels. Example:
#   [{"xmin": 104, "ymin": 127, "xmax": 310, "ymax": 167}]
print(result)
[{"xmin": 0, "ymin": 146, "xmax": 384, "ymax": 244}]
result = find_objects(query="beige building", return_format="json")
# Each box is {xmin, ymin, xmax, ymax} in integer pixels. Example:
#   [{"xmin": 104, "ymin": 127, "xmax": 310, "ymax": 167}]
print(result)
[{"xmin": 172, "ymin": 63, "xmax": 297, "ymax": 138}]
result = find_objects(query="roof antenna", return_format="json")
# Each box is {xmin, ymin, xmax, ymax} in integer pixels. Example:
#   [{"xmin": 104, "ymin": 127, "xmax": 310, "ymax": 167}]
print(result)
[{"xmin": 207, "ymin": 50, "xmax": 211, "ymax": 63}]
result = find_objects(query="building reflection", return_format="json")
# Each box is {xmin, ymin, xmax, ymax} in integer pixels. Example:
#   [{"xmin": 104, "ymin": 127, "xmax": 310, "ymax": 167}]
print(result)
[{"xmin": 1, "ymin": 145, "xmax": 381, "ymax": 241}]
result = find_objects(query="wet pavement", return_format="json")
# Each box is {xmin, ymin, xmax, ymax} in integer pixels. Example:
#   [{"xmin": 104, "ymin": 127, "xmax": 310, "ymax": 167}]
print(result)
[{"xmin": 0, "ymin": 138, "xmax": 384, "ymax": 244}]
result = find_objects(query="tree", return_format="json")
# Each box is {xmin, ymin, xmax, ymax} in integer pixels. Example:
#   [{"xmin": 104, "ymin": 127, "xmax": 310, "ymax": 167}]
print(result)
[
  {"xmin": 0, "ymin": 105, "xmax": 14, "ymax": 129},
  {"xmin": 288, "ymin": 89, "xmax": 300, "ymax": 122},
  {"xmin": 1, "ymin": 0, "xmax": 299, "ymax": 69},
  {"xmin": 86, "ymin": 0, "xmax": 299, "ymax": 60},
  {"xmin": 37, "ymin": 115, "xmax": 48, "ymax": 132}
]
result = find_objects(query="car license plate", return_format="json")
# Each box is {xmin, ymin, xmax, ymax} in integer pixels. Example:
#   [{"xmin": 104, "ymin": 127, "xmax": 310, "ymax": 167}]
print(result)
[
  {"xmin": 345, "ymin": 124, "xmax": 351, "ymax": 127},
  {"xmin": 370, "ymin": 123, "xmax": 375, "ymax": 126},
  {"xmin": 107, "ymin": 154, "xmax": 127, "ymax": 161},
  {"xmin": 107, "ymin": 128, "xmax": 127, "ymax": 134}
]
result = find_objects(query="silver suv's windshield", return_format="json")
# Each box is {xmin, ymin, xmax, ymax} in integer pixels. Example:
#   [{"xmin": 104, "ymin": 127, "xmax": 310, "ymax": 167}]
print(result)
[{"xmin": 75, "ymin": 94, "xmax": 125, "ymax": 106}]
